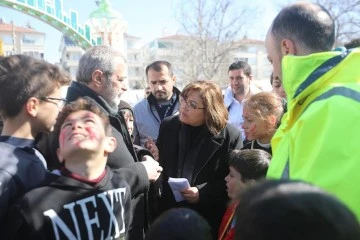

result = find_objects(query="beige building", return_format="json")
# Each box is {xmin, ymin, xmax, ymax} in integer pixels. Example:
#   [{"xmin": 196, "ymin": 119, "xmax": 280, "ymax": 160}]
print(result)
[
  {"xmin": 124, "ymin": 34, "xmax": 146, "ymax": 89},
  {"xmin": 0, "ymin": 19, "xmax": 45, "ymax": 59},
  {"xmin": 59, "ymin": 33, "xmax": 145, "ymax": 87},
  {"xmin": 58, "ymin": 33, "xmax": 271, "ymax": 91},
  {"xmin": 142, "ymin": 35, "xmax": 271, "ymax": 89},
  {"xmin": 143, "ymin": 35, "xmax": 190, "ymax": 88},
  {"xmin": 59, "ymin": 35, "xmax": 84, "ymax": 80},
  {"xmin": 232, "ymin": 38, "xmax": 272, "ymax": 82}
]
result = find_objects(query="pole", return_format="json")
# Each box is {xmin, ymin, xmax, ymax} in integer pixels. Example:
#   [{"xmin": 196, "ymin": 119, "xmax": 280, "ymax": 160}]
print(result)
[{"xmin": 11, "ymin": 20, "xmax": 16, "ymax": 54}]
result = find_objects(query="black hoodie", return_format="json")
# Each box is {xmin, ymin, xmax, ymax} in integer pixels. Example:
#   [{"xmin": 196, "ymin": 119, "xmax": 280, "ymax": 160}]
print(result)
[
  {"xmin": 65, "ymin": 81, "xmax": 149, "ymax": 239},
  {"xmin": 4, "ymin": 165, "xmax": 149, "ymax": 240}
]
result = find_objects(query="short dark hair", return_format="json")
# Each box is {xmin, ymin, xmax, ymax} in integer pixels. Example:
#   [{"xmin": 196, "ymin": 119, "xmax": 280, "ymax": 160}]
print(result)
[
  {"xmin": 344, "ymin": 38, "xmax": 360, "ymax": 49},
  {"xmin": 228, "ymin": 149, "xmax": 271, "ymax": 182},
  {"xmin": 228, "ymin": 60, "xmax": 251, "ymax": 76},
  {"xmin": 145, "ymin": 60, "xmax": 173, "ymax": 77},
  {"xmin": 235, "ymin": 180, "xmax": 360, "ymax": 240},
  {"xmin": 54, "ymin": 98, "xmax": 111, "ymax": 137},
  {"xmin": 145, "ymin": 208, "xmax": 212, "ymax": 240},
  {"xmin": 271, "ymin": 2, "xmax": 335, "ymax": 54},
  {"xmin": 0, "ymin": 55, "xmax": 70, "ymax": 119}
]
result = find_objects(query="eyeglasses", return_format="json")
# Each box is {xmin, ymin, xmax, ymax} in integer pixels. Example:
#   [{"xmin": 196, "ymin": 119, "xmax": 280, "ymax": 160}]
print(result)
[
  {"xmin": 180, "ymin": 97, "xmax": 205, "ymax": 110},
  {"xmin": 39, "ymin": 96, "xmax": 67, "ymax": 108}
]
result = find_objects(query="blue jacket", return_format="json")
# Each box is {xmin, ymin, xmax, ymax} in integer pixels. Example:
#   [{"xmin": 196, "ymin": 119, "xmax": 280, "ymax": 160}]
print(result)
[
  {"xmin": 0, "ymin": 137, "xmax": 48, "ymax": 224},
  {"xmin": 133, "ymin": 87, "xmax": 181, "ymax": 146}
]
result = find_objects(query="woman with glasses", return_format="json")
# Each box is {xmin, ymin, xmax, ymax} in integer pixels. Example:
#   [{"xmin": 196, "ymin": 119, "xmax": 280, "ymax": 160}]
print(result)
[{"xmin": 155, "ymin": 81, "xmax": 243, "ymax": 238}]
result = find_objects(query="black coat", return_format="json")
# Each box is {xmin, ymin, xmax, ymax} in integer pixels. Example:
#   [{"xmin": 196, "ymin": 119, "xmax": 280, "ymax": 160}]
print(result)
[{"xmin": 156, "ymin": 115, "xmax": 243, "ymax": 236}]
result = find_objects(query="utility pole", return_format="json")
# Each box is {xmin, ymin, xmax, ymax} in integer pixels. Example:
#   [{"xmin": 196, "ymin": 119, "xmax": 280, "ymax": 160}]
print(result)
[
  {"xmin": 0, "ymin": 39, "xmax": 3, "ymax": 56},
  {"xmin": 11, "ymin": 20, "xmax": 16, "ymax": 54}
]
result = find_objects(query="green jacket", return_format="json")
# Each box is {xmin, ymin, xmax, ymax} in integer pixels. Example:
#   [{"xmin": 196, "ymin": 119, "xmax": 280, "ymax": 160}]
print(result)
[{"xmin": 267, "ymin": 48, "xmax": 360, "ymax": 220}]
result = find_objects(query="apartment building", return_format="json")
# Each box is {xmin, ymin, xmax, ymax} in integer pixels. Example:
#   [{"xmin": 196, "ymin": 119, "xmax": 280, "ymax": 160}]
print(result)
[
  {"xmin": 59, "ymin": 33, "xmax": 144, "ymax": 87},
  {"xmin": 143, "ymin": 34, "xmax": 271, "ymax": 89},
  {"xmin": 0, "ymin": 19, "xmax": 45, "ymax": 59},
  {"xmin": 58, "ymin": 32, "xmax": 271, "ymax": 91},
  {"xmin": 59, "ymin": 35, "xmax": 84, "ymax": 80}
]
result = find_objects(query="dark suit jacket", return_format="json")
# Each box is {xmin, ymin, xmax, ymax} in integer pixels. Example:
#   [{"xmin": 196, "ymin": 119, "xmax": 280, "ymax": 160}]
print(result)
[{"xmin": 156, "ymin": 115, "xmax": 243, "ymax": 236}]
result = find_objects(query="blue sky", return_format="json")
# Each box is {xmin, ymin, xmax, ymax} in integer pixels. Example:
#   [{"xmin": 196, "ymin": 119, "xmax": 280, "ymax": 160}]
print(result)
[{"xmin": 0, "ymin": 0, "xmax": 282, "ymax": 63}]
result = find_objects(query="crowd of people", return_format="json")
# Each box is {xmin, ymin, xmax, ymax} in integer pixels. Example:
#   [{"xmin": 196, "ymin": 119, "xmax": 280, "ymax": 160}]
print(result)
[{"xmin": 0, "ymin": 1, "xmax": 360, "ymax": 240}]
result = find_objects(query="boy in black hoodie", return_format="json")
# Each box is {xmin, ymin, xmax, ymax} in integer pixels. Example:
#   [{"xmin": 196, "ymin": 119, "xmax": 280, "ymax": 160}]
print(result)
[{"xmin": 4, "ymin": 98, "xmax": 162, "ymax": 240}]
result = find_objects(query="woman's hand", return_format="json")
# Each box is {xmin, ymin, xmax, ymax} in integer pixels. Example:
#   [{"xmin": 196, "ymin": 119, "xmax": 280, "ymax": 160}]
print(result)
[{"xmin": 181, "ymin": 187, "xmax": 199, "ymax": 203}]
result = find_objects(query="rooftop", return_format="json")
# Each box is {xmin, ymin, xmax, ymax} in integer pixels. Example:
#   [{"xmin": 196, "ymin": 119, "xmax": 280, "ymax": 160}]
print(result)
[
  {"xmin": 0, "ymin": 22, "xmax": 43, "ymax": 34},
  {"xmin": 159, "ymin": 34, "xmax": 190, "ymax": 40},
  {"xmin": 158, "ymin": 34, "xmax": 264, "ymax": 44}
]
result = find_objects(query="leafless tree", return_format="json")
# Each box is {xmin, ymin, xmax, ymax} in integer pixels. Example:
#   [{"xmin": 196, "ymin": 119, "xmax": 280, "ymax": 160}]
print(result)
[
  {"xmin": 316, "ymin": 0, "xmax": 360, "ymax": 44},
  {"xmin": 176, "ymin": 0, "xmax": 258, "ymax": 85}
]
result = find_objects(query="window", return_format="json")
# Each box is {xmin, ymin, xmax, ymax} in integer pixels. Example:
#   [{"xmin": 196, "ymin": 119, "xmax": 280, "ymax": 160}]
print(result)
[
  {"xmin": 22, "ymin": 34, "xmax": 44, "ymax": 45},
  {"xmin": 234, "ymin": 57, "xmax": 248, "ymax": 63},
  {"xmin": 2, "ymin": 35, "xmax": 13, "ymax": 44},
  {"xmin": 158, "ymin": 41, "xmax": 173, "ymax": 49},
  {"xmin": 23, "ymin": 51, "xmax": 43, "ymax": 60}
]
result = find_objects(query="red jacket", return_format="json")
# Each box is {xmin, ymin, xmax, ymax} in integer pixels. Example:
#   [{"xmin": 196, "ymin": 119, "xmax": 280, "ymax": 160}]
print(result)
[{"xmin": 218, "ymin": 201, "xmax": 239, "ymax": 240}]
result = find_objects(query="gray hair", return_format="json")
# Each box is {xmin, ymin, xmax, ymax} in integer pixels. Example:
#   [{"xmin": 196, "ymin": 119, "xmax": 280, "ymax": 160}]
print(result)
[{"xmin": 76, "ymin": 45, "xmax": 127, "ymax": 84}]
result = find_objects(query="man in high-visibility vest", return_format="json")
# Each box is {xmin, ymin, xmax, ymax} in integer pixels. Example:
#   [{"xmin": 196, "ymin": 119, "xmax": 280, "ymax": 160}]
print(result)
[{"xmin": 265, "ymin": 2, "xmax": 360, "ymax": 220}]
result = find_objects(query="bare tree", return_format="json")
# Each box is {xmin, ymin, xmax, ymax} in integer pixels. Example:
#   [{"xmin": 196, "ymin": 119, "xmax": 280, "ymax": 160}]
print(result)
[
  {"xmin": 316, "ymin": 0, "xmax": 360, "ymax": 44},
  {"xmin": 176, "ymin": 0, "xmax": 258, "ymax": 84}
]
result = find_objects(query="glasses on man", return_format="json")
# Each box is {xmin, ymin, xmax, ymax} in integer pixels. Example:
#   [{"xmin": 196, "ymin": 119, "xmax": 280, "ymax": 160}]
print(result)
[
  {"xmin": 39, "ymin": 96, "xmax": 68, "ymax": 108},
  {"xmin": 180, "ymin": 97, "xmax": 205, "ymax": 110}
]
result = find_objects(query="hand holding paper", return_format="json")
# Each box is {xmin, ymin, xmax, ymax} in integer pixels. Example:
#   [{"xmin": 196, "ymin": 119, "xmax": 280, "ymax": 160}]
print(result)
[
  {"xmin": 168, "ymin": 177, "xmax": 190, "ymax": 202},
  {"xmin": 181, "ymin": 187, "xmax": 200, "ymax": 203}
]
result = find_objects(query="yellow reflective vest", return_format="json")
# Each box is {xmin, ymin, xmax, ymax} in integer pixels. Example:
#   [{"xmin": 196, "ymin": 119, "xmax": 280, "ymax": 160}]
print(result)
[{"xmin": 267, "ymin": 48, "xmax": 360, "ymax": 220}]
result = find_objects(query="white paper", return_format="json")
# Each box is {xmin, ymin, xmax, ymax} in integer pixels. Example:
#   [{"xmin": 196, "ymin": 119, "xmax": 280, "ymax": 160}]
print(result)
[{"xmin": 168, "ymin": 177, "xmax": 190, "ymax": 202}]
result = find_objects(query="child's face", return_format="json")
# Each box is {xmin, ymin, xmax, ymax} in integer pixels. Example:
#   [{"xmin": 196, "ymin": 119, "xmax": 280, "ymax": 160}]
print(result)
[
  {"xmin": 57, "ymin": 110, "xmax": 114, "ymax": 162},
  {"xmin": 242, "ymin": 107, "xmax": 274, "ymax": 143},
  {"xmin": 122, "ymin": 109, "xmax": 134, "ymax": 136},
  {"xmin": 225, "ymin": 166, "xmax": 246, "ymax": 199},
  {"xmin": 272, "ymin": 78, "xmax": 287, "ymax": 99},
  {"xmin": 36, "ymin": 87, "xmax": 63, "ymax": 133}
]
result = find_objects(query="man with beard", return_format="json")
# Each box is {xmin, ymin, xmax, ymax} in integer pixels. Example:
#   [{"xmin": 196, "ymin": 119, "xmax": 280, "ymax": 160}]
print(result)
[
  {"xmin": 65, "ymin": 45, "xmax": 137, "ymax": 169},
  {"xmin": 224, "ymin": 61, "xmax": 261, "ymax": 140},
  {"xmin": 133, "ymin": 61, "xmax": 181, "ymax": 147},
  {"xmin": 52, "ymin": 45, "xmax": 157, "ymax": 239}
]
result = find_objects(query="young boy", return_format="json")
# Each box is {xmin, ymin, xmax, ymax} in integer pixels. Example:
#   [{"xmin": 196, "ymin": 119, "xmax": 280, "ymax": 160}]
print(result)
[
  {"xmin": 218, "ymin": 149, "xmax": 271, "ymax": 240},
  {"xmin": 4, "ymin": 98, "xmax": 162, "ymax": 239},
  {"xmin": 118, "ymin": 100, "xmax": 159, "ymax": 161},
  {"xmin": 0, "ymin": 55, "xmax": 70, "ymax": 224}
]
